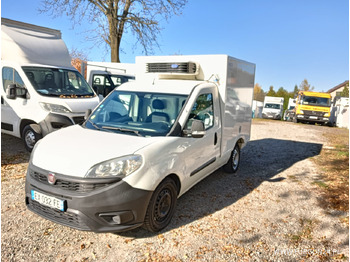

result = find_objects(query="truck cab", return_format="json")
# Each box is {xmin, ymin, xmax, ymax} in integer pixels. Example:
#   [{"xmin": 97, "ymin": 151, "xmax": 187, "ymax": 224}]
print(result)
[
  {"xmin": 291, "ymin": 91, "xmax": 331, "ymax": 124},
  {"xmin": 25, "ymin": 55, "xmax": 255, "ymax": 233}
]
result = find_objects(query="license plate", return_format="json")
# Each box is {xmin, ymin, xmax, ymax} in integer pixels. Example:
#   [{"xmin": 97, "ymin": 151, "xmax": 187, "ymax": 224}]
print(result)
[
  {"xmin": 31, "ymin": 190, "xmax": 65, "ymax": 211},
  {"xmin": 309, "ymin": 116, "xmax": 318, "ymax": 119}
]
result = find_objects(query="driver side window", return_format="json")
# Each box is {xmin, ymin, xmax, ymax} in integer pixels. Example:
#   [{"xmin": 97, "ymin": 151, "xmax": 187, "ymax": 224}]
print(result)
[
  {"xmin": 2, "ymin": 67, "xmax": 25, "ymax": 92},
  {"xmin": 186, "ymin": 93, "xmax": 214, "ymax": 130}
]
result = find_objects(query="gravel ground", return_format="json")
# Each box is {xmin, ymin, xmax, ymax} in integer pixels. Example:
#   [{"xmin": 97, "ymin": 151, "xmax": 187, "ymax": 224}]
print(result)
[{"xmin": 1, "ymin": 120, "xmax": 349, "ymax": 261}]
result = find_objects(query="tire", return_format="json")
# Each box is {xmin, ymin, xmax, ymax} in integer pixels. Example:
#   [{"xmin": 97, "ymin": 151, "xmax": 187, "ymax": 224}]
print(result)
[
  {"xmin": 143, "ymin": 178, "xmax": 178, "ymax": 232},
  {"xmin": 22, "ymin": 125, "xmax": 42, "ymax": 152},
  {"xmin": 223, "ymin": 144, "xmax": 241, "ymax": 173}
]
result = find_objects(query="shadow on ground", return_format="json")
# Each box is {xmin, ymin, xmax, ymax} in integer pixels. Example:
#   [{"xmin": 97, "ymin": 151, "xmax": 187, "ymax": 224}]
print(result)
[{"xmin": 118, "ymin": 138, "xmax": 323, "ymax": 238}]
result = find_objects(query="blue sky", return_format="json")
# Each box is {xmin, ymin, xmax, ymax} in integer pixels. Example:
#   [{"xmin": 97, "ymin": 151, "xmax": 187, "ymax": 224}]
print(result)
[{"xmin": 2, "ymin": 0, "xmax": 349, "ymax": 92}]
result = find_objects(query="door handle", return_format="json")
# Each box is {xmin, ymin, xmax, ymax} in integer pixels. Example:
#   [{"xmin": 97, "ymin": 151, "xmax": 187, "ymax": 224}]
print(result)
[{"xmin": 214, "ymin": 132, "xmax": 217, "ymax": 145}]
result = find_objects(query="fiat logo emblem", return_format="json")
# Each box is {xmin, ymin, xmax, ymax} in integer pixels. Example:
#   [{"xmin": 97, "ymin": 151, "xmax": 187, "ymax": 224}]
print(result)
[{"xmin": 48, "ymin": 173, "xmax": 56, "ymax": 185}]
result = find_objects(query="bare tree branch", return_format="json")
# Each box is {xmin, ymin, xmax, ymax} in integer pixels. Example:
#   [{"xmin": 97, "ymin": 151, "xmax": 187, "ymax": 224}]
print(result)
[{"xmin": 40, "ymin": 0, "xmax": 187, "ymax": 62}]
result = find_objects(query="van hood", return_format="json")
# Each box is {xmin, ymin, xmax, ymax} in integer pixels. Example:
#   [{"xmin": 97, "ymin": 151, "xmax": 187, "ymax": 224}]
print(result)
[
  {"xmin": 41, "ymin": 97, "xmax": 99, "ymax": 113},
  {"xmin": 31, "ymin": 125, "xmax": 157, "ymax": 178}
]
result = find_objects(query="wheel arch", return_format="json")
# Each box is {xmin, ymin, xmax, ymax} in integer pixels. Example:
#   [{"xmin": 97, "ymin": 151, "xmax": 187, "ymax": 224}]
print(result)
[
  {"xmin": 163, "ymin": 173, "xmax": 181, "ymax": 196},
  {"xmin": 19, "ymin": 119, "xmax": 37, "ymax": 138},
  {"xmin": 236, "ymin": 137, "xmax": 244, "ymax": 148}
]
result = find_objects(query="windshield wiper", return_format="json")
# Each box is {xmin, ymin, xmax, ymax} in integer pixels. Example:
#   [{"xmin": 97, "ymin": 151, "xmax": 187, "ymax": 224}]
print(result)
[
  {"xmin": 101, "ymin": 126, "xmax": 142, "ymax": 137},
  {"xmin": 87, "ymin": 119, "xmax": 101, "ymax": 130}
]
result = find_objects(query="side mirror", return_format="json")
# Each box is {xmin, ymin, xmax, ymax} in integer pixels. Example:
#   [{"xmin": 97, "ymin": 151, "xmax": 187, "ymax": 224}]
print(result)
[
  {"xmin": 85, "ymin": 109, "xmax": 92, "ymax": 120},
  {"xmin": 6, "ymin": 84, "xmax": 17, "ymax": 99},
  {"xmin": 6, "ymin": 84, "xmax": 27, "ymax": 99},
  {"xmin": 191, "ymin": 120, "xmax": 205, "ymax": 138}
]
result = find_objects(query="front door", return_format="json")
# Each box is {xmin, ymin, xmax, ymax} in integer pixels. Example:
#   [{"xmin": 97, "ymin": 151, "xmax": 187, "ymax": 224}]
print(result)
[
  {"xmin": 180, "ymin": 85, "xmax": 222, "ymax": 190},
  {"xmin": 1, "ymin": 67, "xmax": 25, "ymax": 137}
]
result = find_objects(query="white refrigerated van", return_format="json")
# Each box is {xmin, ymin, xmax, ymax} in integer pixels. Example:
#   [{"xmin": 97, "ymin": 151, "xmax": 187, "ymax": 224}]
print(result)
[
  {"xmin": 262, "ymin": 96, "xmax": 284, "ymax": 120},
  {"xmin": 1, "ymin": 18, "xmax": 99, "ymax": 151},
  {"xmin": 25, "ymin": 55, "xmax": 255, "ymax": 232}
]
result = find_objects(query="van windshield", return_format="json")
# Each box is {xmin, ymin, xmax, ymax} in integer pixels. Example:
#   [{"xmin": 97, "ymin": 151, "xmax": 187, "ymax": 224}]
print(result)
[
  {"xmin": 85, "ymin": 90, "xmax": 188, "ymax": 136},
  {"xmin": 264, "ymin": 103, "xmax": 281, "ymax": 109},
  {"xmin": 301, "ymin": 96, "xmax": 331, "ymax": 107},
  {"xmin": 22, "ymin": 67, "xmax": 95, "ymax": 97}
]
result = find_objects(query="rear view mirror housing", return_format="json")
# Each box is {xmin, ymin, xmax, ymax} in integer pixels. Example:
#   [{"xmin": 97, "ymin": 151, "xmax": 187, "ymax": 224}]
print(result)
[
  {"xmin": 6, "ymin": 84, "xmax": 27, "ymax": 99},
  {"xmin": 190, "ymin": 120, "xmax": 205, "ymax": 138}
]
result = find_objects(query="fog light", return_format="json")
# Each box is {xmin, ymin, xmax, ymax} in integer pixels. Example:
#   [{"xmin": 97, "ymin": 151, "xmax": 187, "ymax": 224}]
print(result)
[
  {"xmin": 112, "ymin": 215, "xmax": 121, "ymax": 224},
  {"xmin": 99, "ymin": 211, "xmax": 134, "ymax": 225}
]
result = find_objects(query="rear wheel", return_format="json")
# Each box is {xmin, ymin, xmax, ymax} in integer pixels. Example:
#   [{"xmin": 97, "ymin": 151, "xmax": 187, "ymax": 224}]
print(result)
[
  {"xmin": 223, "ymin": 144, "xmax": 241, "ymax": 173},
  {"xmin": 143, "ymin": 178, "xmax": 178, "ymax": 232},
  {"xmin": 22, "ymin": 125, "xmax": 42, "ymax": 152}
]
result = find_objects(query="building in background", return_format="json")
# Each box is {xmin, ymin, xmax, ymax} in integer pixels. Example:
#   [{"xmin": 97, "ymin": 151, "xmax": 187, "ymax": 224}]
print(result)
[{"xmin": 327, "ymin": 80, "xmax": 349, "ymax": 101}]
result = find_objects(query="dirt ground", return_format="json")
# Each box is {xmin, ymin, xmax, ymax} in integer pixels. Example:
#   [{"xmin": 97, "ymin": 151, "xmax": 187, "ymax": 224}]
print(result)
[{"xmin": 1, "ymin": 120, "xmax": 349, "ymax": 261}]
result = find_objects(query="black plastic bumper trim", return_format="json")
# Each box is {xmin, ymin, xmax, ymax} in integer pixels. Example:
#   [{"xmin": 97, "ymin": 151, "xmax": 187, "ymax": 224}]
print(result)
[{"xmin": 25, "ymin": 164, "xmax": 153, "ymax": 233}]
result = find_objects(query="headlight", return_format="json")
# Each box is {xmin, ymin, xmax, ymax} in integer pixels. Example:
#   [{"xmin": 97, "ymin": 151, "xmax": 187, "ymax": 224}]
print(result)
[
  {"xmin": 324, "ymin": 112, "xmax": 330, "ymax": 117},
  {"xmin": 40, "ymin": 103, "xmax": 71, "ymax": 113},
  {"xmin": 299, "ymin": 110, "xmax": 304, "ymax": 114},
  {"xmin": 85, "ymin": 155, "xmax": 142, "ymax": 178}
]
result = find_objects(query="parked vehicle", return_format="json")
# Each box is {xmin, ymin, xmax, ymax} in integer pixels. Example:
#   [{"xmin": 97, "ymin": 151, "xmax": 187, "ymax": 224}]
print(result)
[
  {"xmin": 283, "ymin": 98, "xmax": 296, "ymax": 121},
  {"xmin": 262, "ymin": 96, "xmax": 284, "ymax": 120},
  {"xmin": 25, "ymin": 55, "xmax": 255, "ymax": 233},
  {"xmin": 1, "ymin": 18, "xmax": 99, "ymax": 151},
  {"xmin": 290, "ymin": 91, "xmax": 331, "ymax": 124},
  {"xmin": 330, "ymin": 97, "xmax": 349, "ymax": 128},
  {"xmin": 86, "ymin": 62, "xmax": 135, "ymax": 99}
]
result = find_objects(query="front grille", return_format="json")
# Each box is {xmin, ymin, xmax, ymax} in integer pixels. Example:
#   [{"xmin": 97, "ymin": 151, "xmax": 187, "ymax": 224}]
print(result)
[
  {"xmin": 27, "ymin": 198, "xmax": 90, "ymax": 230},
  {"xmin": 30, "ymin": 170, "xmax": 115, "ymax": 193},
  {"xmin": 146, "ymin": 62, "xmax": 197, "ymax": 74},
  {"xmin": 72, "ymin": 116, "xmax": 85, "ymax": 124},
  {"xmin": 303, "ymin": 110, "xmax": 324, "ymax": 117}
]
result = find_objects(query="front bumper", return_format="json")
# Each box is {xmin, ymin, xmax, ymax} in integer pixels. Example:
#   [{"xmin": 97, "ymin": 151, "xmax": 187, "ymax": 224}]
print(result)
[
  {"xmin": 25, "ymin": 164, "xmax": 153, "ymax": 233},
  {"xmin": 262, "ymin": 113, "xmax": 281, "ymax": 120},
  {"xmin": 296, "ymin": 114, "xmax": 329, "ymax": 123}
]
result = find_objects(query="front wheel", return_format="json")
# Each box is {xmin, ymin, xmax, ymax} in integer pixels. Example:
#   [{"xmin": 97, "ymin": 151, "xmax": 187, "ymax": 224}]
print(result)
[
  {"xmin": 143, "ymin": 178, "xmax": 178, "ymax": 232},
  {"xmin": 22, "ymin": 125, "xmax": 42, "ymax": 152},
  {"xmin": 223, "ymin": 144, "xmax": 241, "ymax": 173}
]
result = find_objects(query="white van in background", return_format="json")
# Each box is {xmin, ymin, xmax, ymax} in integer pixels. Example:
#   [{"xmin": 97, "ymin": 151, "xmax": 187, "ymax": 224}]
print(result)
[
  {"xmin": 262, "ymin": 96, "xmax": 284, "ymax": 120},
  {"xmin": 85, "ymin": 62, "xmax": 135, "ymax": 99},
  {"xmin": 1, "ymin": 18, "xmax": 99, "ymax": 151}
]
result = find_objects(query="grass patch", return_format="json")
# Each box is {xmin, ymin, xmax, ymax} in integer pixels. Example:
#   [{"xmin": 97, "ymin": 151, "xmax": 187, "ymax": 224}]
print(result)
[
  {"xmin": 288, "ymin": 218, "xmax": 316, "ymax": 244},
  {"xmin": 312, "ymin": 127, "xmax": 349, "ymax": 214},
  {"xmin": 312, "ymin": 180, "xmax": 328, "ymax": 189}
]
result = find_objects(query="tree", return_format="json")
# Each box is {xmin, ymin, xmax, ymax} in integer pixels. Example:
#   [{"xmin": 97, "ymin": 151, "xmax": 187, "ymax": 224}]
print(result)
[
  {"xmin": 293, "ymin": 84, "xmax": 299, "ymax": 97},
  {"xmin": 253, "ymin": 83, "xmax": 265, "ymax": 102},
  {"xmin": 40, "ymin": 0, "xmax": 187, "ymax": 62},
  {"xmin": 299, "ymin": 79, "xmax": 315, "ymax": 91},
  {"xmin": 340, "ymin": 83, "xmax": 349, "ymax": 97},
  {"xmin": 70, "ymin": 48, "xmax": 89, "ymax": 78},
  {"xmin": 266, "ymin": 85, "xmax": 276, "ymax": 96}
]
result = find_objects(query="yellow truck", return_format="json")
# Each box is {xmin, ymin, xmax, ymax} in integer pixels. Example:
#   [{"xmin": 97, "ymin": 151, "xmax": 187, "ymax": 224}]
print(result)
[{"xmin": 291, "ymin": 91, "xmax": 331, "ymax": 124}]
